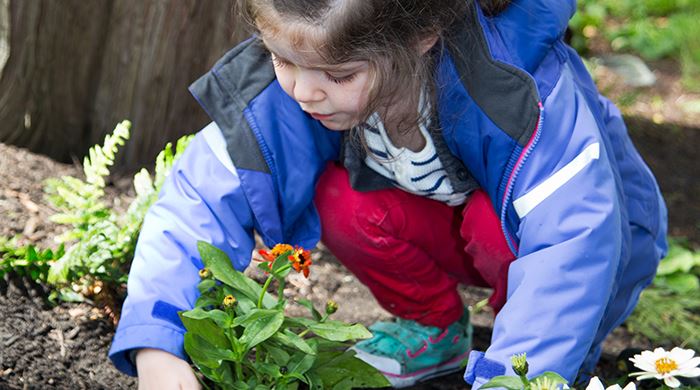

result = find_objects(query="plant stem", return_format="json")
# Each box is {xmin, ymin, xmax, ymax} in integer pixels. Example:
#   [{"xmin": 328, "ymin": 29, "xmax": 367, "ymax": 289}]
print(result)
[
  {"xmin": 235, "ymin": 361, "xmax": 243, "ymax": 381},
  {"xmin": 519, "ymin": 374, "xmax": 530, "ymax": 390},
  {"xmin": 258, "ymin": 275, "xmax": 274, "ymax": 309},
  {"xmin": 257, "ymin": 263, "xmax": 291, "ymax": 308},
  {"xmin": 277, "ymin": 278, "xmax": 285, "ymax": 302}
]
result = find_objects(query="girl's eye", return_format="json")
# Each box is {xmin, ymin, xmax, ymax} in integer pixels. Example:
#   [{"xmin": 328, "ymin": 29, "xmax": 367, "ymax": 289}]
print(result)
[
  {"xmin": 325, "ymin": 72, "xmax": 357, "ymax": 84},
  {"xmin": 271, "ymin": 52, "xmax": 357, "ymax": 84}
]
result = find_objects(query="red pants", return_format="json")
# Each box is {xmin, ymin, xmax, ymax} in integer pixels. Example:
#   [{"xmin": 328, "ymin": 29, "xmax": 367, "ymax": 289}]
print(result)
[{"xmin": 315, "ymin": 163, "xmax": 515, "ymax": 329}]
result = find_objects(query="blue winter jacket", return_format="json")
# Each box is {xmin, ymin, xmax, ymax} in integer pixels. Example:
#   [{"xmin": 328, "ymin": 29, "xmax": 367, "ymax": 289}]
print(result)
[{"xmin": 109, "ymin": 1, "xmax": 668, "ymax": 387}]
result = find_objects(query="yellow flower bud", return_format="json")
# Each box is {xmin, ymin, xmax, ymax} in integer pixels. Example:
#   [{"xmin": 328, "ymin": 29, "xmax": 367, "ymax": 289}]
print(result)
[
  {"xmin": 223, "ymin": 295, "xmax": 237, "ymax": 309},
  {"xmin": 198, "ymin": 268, "xmax": 211, "ymax": 279},
  {"xmin": 511, "ymin": 353, "xmax": 529, "ymax": 376},
  {"xmin": 325, "ymin": 300, "xmax": 338, "ymax": 315}
]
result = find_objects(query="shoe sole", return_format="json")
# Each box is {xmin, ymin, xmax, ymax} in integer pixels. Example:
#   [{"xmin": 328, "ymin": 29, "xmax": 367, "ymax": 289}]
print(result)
[{"xmin": 380, "ymin": 350, "xmax": 470, "ymax": 388}]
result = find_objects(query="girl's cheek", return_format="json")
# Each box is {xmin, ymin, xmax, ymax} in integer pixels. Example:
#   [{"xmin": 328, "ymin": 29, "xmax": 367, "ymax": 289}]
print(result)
[{"xmin": 275, "ymin": 72, "xmax": 296, "ymax": 99}]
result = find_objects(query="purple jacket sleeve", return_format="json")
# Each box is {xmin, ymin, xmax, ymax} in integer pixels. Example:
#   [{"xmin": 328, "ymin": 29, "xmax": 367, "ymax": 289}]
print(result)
[
  {"xmin": 108, "ymin": 122, "xmax": 256, "ymax": 376},
  {"xmin": 467, "ymin": 64, "xmax": 624, "ymax": 387}
]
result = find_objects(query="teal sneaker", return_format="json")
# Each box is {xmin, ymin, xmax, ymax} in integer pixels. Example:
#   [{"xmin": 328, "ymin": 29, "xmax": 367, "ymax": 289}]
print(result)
[{"xmin": 351, "ymin": 311, "xmax": 472, "ymax": 388}]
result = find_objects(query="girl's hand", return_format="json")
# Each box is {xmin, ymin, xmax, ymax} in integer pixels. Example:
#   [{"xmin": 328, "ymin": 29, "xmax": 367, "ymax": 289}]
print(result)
[{"xmin": 136, "ymin": 348, "xmax": 201, "ymax": 390}]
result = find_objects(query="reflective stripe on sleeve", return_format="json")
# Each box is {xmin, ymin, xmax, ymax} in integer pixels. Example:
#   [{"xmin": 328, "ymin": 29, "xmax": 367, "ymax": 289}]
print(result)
[{"xmin": 513, "ymin": 142, "xmax": 600, "ymax": 218}]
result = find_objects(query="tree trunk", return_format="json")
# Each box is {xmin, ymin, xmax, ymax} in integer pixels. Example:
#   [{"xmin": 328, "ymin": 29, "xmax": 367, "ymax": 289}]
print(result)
[{"xmin": 0, "ymin": 0, "xmax": 245, "ymax": 172}]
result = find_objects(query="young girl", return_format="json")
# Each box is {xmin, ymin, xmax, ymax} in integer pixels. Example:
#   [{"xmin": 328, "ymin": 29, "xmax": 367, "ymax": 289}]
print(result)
[{"xmin": 109, "ymin": 0, "xmax": 668, "ymax": 388}]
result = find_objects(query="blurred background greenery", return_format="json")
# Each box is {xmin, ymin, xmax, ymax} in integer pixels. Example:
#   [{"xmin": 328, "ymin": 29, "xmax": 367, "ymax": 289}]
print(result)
[{"xmin": 570, "ymin": 0, "xmax": 700, "ymax": 91}]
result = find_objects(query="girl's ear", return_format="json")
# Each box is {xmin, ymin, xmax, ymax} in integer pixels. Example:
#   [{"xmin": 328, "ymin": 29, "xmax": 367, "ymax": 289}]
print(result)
[{"xmin": 417, "ymin": 34, "xmax": 440, "ymax": 56}]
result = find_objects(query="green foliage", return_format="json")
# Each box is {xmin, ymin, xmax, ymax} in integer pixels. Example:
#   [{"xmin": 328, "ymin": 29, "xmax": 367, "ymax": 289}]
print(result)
[
  {"xmin": 43, "ymin": 120, "xmax": 193, "ymax": 301},
  {"xmin": 0, "ymin": 236, "xmax": 64, "ymax": 282},
  {"xmin": 626, "ymin": 239, "xmax": 700, "ymax": 350},
  {"xmin": 181, "ymin": 242, "xmax": 391, "ymax": 389},
  {"xmin": 570, "ymin": 0, "xmax": 700, "ymax": 91}
]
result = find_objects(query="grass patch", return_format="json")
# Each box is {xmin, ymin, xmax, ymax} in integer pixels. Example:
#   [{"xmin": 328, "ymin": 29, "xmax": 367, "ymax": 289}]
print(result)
[{"xmin": 626, "ymin": 239, "xmax": 700, "ymax": 350}]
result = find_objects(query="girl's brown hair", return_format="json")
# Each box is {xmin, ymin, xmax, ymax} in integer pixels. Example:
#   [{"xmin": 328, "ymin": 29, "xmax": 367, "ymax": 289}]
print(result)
[{"xmin": 240, "ymin": 0, "xmax": 510, "ymax": 138}]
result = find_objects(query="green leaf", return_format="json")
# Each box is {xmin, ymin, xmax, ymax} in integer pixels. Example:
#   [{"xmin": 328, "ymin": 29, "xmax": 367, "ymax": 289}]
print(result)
[
  {"xmin": 296, "ymin": 299, "xmax": 322, "ymax": 321},
  {"xmin": 252, "ymin": 361, "xmax": 282, "ymax": 379},
  {"xmin": 236, "ymin": 309, "xmax": 285, "ymax": 349},
  {"xmin": 57, "ymin": 289, "xmax": 84, "ymax": 302},
  {"xmin": 182, "ymin": 307, "xmax": 231, "ymax": 328},
  {"xmin": 183, "ymin": 332, "xmax": 236, "ymax": 369},
  {"xmin": 197, "ymin": 278, "xmax": 217, "ymax": 293},
  {"xmin": 179, "ymin": 313, "xmax": 229, "ymax": 349},
  {"xmin": 26, "ymin": 246, "xmax": 38, "ymax": 261},
  {"xmin": 283, "ymin": 316, "xmax": 316, "ymax": 329},
  {"xmin": 197, "ymin": 241, "xmax": 276, "ymax": 307},
  {"xmin": 480, "ymin": 375, "xmax": 524, "ymax": 389},
  {"xmin": 257, "ymin": 262, "xmax": 273, "ymax": 273},
  {"xmin": 231, "ymin": 381, "xmax": 248, "ymax": 390},
  {"xmin": 270, "ymin": 254, "xmax": 292, "ymax": 279},
  {"xmin": 54, "ymin": 244, "xmax": 65, "ymax": 259},
  {"xmin": 194, "ymin": 294, "xmax": 219, "ymax": 309},
  {"xmin": 233, "ymin": 292, "xmax": 258, "ymax": 314},
  {"xmin": 305, "ymin": 371, "xmax": 323, "ymax": 390},
  {"xmin": 311, "ymin": 350, "xmax": 390, "ymax": 388},
  {"xmin": 331, "ymin": 377, "xmax": 354, "ymax": 390},
  {"xmin": 40, "ymin": 248, "xmax": 54, "ymax": 260},
  {"xmin": 656, "ymin": 273, "xmax": 700, "ymax": 294},
  {"xmin": 281, "ymin": 377, "xmax": 302, "ymax": 389},
  {"xmin": 262, "ymin": 344, "xmax": 291, "ymax": 366},
  {"xmin": 272, "ymin": 329, "xmax": 316, "ymax": 355},
  {"xmin": 47, "ymin": 254, "xmax": 70, "ymax": 284},
  {"xmin": 308, "ymin": 321, "xmax": 372, "ymax": 341},
  {"xmin": 657, "ymin": 245, "xmax": 700, "ymax": 275},
  {"xmin": 287, "ymin": 352, "xmax": 316, "ymax": 376}
]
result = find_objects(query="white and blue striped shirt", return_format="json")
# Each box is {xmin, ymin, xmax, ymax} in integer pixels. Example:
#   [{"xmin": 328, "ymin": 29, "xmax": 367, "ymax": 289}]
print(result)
[{"xmin": 363, "ymin": 113, "xmax": 467, "ymax": 206}]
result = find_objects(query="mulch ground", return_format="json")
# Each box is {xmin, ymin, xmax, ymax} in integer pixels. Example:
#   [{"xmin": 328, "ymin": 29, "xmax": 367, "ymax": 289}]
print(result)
[{"xmin": 1, "ymin": 66, "xmax": 698, "ymax": 389}]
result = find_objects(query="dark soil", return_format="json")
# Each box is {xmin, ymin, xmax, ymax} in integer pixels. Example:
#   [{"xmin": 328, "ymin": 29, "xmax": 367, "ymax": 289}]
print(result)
[{"xmin": 0, "ymin": 74, "xmax": 698, "ymax": 390}]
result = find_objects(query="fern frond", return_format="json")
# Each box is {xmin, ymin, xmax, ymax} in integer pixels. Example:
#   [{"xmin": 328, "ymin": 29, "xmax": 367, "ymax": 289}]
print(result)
[
  {"xmin": 83, "ymin": 120, "xmax": 131, "ymax": 188},
  {"xmin": 153, "ymin": 135, "xmax": 193, "ymax": 190},
  {"xmin": 45, "ymin": 125, "xmax": 194, "ymax": 302}
]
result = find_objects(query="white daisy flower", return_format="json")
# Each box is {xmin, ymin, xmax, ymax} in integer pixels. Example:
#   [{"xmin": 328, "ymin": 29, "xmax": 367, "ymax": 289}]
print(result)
[
  {"xmin": 531, "ymin": 376, "xmax": 559, "ymax": 390},
  {"xmin": 629, "ymin": 347, "xmax": 700, "ymax": 388},
  {"xmin": 585, "ymin": 376, "xmax": 636, "ymax": 390}
]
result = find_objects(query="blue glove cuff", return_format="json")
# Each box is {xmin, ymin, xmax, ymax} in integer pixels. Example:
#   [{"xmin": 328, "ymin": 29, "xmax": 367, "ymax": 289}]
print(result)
[{"xmin": 464, "ymin": 350, "xmax": 506, "ymax": 385}]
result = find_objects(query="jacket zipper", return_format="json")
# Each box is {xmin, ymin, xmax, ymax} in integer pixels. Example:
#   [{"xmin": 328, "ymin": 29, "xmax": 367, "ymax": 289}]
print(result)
[{"xmin": 499, "ymin": 102, "xmax": 544, "ymax": 255}]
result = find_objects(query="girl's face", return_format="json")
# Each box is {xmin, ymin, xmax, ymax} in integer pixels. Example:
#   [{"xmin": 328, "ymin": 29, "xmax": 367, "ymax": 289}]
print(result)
[{"xmin": 261, "ymin": 32, "xmax": 372, "ymax": 131}]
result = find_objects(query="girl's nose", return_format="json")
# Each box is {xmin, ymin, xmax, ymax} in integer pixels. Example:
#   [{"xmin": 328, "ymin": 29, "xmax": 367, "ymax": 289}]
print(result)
[{"xmin": 293, "ymin": 72, "xmax": 325, "ymax": 103}]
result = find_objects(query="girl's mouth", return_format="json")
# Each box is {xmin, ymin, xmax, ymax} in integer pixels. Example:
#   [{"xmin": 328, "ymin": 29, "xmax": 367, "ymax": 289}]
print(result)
[{"xmin": 309, "ymin": 112, "xmax": 334, "ymax": 120}]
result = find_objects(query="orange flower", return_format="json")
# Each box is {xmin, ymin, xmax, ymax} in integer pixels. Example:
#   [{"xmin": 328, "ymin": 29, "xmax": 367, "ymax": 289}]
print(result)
[
  {"xmin": 258, "ymin": 243, "xmax": 294, "ymax": 269},
  {"xmin": 288, "ymin": 247, "xmax": 312, "ymax": 278}
]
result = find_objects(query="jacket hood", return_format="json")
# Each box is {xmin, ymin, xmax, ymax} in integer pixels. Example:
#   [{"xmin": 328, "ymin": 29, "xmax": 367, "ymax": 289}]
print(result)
[{"xmin": 489, "ymin": 0, "xmax": 576, "ymax": 72}]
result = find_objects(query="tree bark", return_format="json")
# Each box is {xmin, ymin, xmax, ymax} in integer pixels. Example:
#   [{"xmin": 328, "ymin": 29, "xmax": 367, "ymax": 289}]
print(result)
[{"xmin": 0, "ymin": 0, "xmax": 244, "ymax": 172}]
